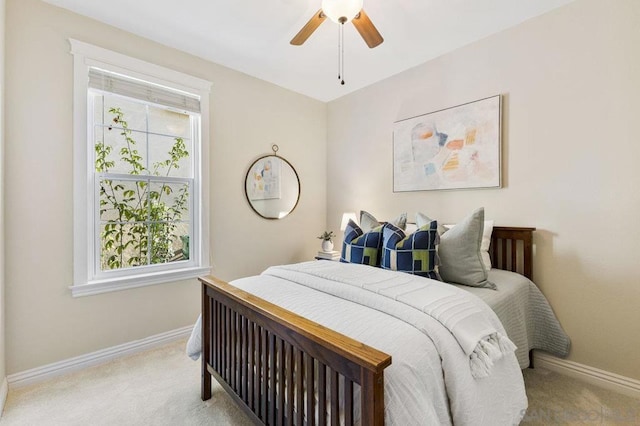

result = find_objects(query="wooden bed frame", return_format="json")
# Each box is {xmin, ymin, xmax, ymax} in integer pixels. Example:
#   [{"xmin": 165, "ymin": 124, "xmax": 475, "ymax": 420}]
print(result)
[{"xmin": 200, "ymin": 226, "xmax": 535, "ymax": 425}]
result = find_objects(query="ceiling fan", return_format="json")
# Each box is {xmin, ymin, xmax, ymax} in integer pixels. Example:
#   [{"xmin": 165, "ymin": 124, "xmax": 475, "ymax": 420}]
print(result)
[{"xmin": 290, "ymin": 0, "xmax": 384, "ymax": 49}]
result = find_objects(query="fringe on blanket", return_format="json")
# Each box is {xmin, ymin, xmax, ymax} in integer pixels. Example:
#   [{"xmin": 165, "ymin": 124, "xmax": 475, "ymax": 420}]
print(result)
[{"xmin": 469, "ymin": 333, "xmax": 517, "ymax": 379}]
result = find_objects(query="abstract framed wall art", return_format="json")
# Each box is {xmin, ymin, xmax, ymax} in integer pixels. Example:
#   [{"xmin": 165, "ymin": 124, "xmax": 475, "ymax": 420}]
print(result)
[{"xmin": 393, "ymin": 95, "xmax": 502, "ymax": 192}]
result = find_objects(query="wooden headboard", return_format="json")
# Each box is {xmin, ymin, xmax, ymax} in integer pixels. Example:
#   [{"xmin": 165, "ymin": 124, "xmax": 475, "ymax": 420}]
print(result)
[{"xmin": 490, "ymin": 227, "xmax": 536, "ymax": 280}]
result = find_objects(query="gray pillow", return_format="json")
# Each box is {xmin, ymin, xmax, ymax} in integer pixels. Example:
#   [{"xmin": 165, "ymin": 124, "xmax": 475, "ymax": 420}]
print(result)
[{"xmin": 437, "ymin": 208, "xmax": 496, "ymax": 289}]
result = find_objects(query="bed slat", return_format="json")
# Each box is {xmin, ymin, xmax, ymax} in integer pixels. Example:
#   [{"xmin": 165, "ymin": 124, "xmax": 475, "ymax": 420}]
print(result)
[
  {"xmin": 241, "ymin": 316, "xmax": 248, "ymax": 401},
  {"xmin": 269, "ymin": 334, "xmax": 277, "ymax": 424},
  {"xmin": 261, "ymin": 328, "xmax": 268, "ymax": 421},
  {"xmin": 217, "ymin": 302, "xmax": 222, "ymax": 374},
  {"xmin": 344, "ymin": 379, "xmax": 353, "ymax": 426},
  {"xmin": 295, "ymin": 349, "xmax": 304, "ymax": 425},
  {"xmin": 254, "ymin": 326, "xmax": 261, "ymax": 416},
  {"xmin": 277, "ymin": 338, "xmax": 285, "ymax": 426},
  {"xmin": 225, "ymin": 307, "xmax": 231, "ymax": 383},
  {"xmin": 330, "ymin": 369, "xmax": 339, "ymax": 426},
  {"xmin": 318, "ymin": 362, "xmax": 327, "ymax": 424},
  {"xmin": 286, "ymin": 343, "xmax": 294, "ymax": 423},
  {"xmin": 231, "ymin": 312, "xmax": 237, "ymax": 392},
  {"xmin": 248, "ymin": 322, "xmax": 254, "ymax": 410},
  {"xmin": 305, "ymin": 354, "xmax": 315, "ymax": 425}
]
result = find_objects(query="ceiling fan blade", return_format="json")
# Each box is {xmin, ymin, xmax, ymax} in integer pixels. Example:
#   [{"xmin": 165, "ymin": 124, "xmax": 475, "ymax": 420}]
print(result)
[
  {"xmin": 290, "ymin": 9, "xmax": 326, "ymax": 45},
  {"xmin": 352, "ymin": 9, "xmax": 384, "ymax": 48}
]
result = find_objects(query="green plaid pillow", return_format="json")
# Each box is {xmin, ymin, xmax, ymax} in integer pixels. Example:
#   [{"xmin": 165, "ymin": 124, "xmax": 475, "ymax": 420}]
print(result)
[
  {"xmin": 341, "ymin": 220, "xmax": 384, "ymax": 267},
  {"xmin": 381, "ymin": 221, "xmax": 440, "ymax": 280}
]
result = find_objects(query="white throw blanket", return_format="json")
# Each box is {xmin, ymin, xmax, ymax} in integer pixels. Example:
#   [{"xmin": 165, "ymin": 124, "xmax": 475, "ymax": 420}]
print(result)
[{"xmin": 264, "ymin": 261, "xmax": 516, "ymax": 379}]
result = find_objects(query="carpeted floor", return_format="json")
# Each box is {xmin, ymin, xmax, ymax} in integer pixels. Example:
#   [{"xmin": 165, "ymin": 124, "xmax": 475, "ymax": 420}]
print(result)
[
  {"xmin": 1, "ymin": 339, "xmax": 254, "ymax": 426},
  {"xmin": 1, "ymin": 339, "xmax": 638, "ymax": 425},
  {"xmin": 521, "ymin": 368, "xmax": 639, "ymax": 425}
]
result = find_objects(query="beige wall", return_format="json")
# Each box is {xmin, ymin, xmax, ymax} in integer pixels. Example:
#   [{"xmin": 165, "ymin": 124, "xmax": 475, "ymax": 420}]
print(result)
[
  {"xmin": 0, "ymin": 0, "xmax": 6, "ymax": 386},
  {"xmin": 4, "ymin": 0, "xmax": 326, "ymax": 374},
  {"xmin": 5, "ymin": 0, "xmax": 639, "ymax": 383},
  {"xmin": 327, "ymin": 0, "xmax": 640, "ymax": 380}
]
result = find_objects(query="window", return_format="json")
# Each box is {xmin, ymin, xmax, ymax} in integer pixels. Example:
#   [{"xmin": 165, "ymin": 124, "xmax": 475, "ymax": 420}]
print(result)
[{"xmin": 71, "ymin": 40, "xmax": 211, "ymax": 296}]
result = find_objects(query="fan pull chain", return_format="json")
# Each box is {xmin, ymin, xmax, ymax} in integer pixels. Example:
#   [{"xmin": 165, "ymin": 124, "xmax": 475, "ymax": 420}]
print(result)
[
  {"xmin": 337, "ymin": 23, "xmax": 346, "ymax": 85},
  {"xmin": 340, "ymin": 23, "xmax": 345, "ymax": 85},
  {"xmin": 337, "ymin": 24, "xmax": 341, "ymax": 81}
]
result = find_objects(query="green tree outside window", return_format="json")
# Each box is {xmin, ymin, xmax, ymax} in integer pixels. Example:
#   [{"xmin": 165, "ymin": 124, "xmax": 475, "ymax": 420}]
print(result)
[{"xmin": 95, "ymin": 107, "xmax": 190, "ymax": 270}]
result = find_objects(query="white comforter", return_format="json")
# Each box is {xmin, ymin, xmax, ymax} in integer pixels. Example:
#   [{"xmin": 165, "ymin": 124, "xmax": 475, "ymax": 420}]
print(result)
[{"xmin": 188, "ymin": 262, "xmax": 527, "ymax": 425}]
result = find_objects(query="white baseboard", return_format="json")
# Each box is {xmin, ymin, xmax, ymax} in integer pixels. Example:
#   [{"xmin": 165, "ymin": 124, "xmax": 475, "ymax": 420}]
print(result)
[
  {"xmin": 533, "ymin": 352, "xmax": 640, "ymax": 399},
  {"xmin": 0, "ymin": 377, "xmax": 8, "ymax": 417},
  {"xmin": 7, "ymin": 326, "xmax": 193, "ymax": 388}
]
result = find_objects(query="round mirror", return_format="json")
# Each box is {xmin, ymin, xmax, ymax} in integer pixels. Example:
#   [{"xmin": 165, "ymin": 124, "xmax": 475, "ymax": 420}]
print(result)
[{"xmin": 244, "ymin": 152, "xmax": 300, "ymax": 220}]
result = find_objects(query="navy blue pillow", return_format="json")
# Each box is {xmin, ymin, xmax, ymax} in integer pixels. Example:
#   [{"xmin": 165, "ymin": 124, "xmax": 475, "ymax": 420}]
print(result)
[
  {"xmin": 381, "ymin": 221, "xmax": 440, "ymax": 280},
  {"xmin": 341, "ymin": 219, "xmax": 384, "ymax": 266}
]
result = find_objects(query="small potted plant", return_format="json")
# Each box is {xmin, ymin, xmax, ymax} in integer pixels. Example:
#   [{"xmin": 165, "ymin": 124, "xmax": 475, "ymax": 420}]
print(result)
[{"xmin": 317, "ymin": 231, "xmax": 335, "ymax": 252}]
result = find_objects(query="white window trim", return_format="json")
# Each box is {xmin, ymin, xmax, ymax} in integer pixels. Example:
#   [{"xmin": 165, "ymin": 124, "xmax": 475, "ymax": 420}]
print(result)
[{"xmin": 70, "ymin": 39, "xmax": 211, "ymax": 297}]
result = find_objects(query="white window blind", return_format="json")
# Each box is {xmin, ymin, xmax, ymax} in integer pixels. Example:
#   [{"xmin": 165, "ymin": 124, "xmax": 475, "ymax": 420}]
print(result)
[{"xmin": 88, "ymin": 67, "xmax": 201, "ymax": 113}]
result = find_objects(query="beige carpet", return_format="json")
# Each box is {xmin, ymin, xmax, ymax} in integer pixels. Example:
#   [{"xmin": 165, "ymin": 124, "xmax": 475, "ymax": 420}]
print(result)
[
  {"xmin": 1, "ymin": 339, "xmax": 254, "ymax": 426},
  {"xmin": 521, "ymin": 368, "xmax": 639, "ymax": 425},
  {"xmin": 1, "ymin": 339, "xmax": 638, "ymax": 425}
]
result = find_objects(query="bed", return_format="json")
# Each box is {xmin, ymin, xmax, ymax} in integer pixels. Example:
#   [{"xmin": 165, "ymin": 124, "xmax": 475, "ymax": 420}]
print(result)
[{"xmin": 191, "ymin": 226, "xmax": 570, "ymax": 425}]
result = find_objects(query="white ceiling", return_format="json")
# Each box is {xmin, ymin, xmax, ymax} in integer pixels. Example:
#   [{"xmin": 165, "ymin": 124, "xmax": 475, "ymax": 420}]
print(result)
[{"xmin": 43, "ymin": 0, "xmax": 574, "ymax": 102}]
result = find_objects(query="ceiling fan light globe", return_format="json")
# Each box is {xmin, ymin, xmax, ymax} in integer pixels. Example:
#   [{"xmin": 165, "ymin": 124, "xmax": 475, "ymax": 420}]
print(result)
[{"xmin": 321, "ymin": 0, "xmax": 363, "ymax": 24}]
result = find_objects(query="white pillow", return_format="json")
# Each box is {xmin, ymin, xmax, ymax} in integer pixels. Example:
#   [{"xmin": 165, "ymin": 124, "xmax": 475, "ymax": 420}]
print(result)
[
  {"xmin": 404, "ymin": 223, "xmax": 419, "ymax": 234},
  {"xmin": 481, "ymin": 220, "xmax": 494, "ymax": 269},
  {"xmin": 360, "ymin": 210, "xmax": 407, "ymax": 233},
  {"xmin": 415, "ymin": 212, "xmax": 448, "ymax": 235},
  {"xmin": 445, "ymin": 220, "xmax": 494, "ymax": 270}
]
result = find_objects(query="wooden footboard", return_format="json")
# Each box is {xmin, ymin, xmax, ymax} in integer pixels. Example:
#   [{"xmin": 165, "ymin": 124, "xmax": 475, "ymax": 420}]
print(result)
[{"xmin": 200, "ymin": 275, "xmax": 392, "ymax": 425}]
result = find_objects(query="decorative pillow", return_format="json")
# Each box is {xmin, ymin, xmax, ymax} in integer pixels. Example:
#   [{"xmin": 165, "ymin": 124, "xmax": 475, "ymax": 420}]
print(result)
[
  {"xmin": 444, "ymin": 220, "xmax": 494, "ymax": 270},
  {"xmin": 340, "ymin": 219, "xmax": 384, "ymax": 266},
  {"xmin": 416, "ymin": 212, "xmax": 449, "ymax": 236},
  {"xmin": 381, "ymin": 221, "xmax": 440, "ymax": 280},
  {"xmin": 360, "ymin": 210, "xmax": 407, "ymax": 233},
  {"xmin": 419, "ymin": 212, "xmax": 494, "ymax": 270},
  {"xmin": 438, "ymin": 208, "xmax": 496, "ymax": 289},
  {"xmin": 481, "ymin": 220, "xmax": 494, "ymax": 269}
]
